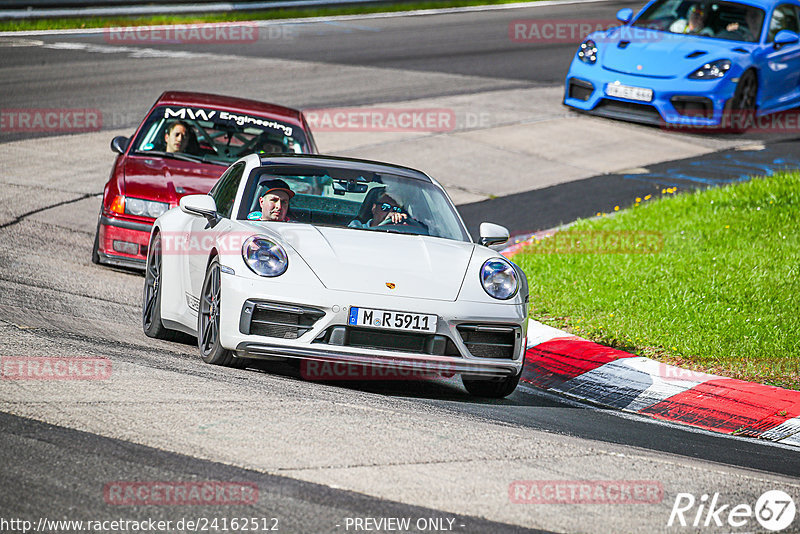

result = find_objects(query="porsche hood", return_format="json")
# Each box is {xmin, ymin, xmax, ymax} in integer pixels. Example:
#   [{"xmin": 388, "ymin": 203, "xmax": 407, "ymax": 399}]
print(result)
[
  {"xmin": 597, "ymin": 28, "xmax": 750, "ymax": 78},
  {"xmin": 253, "ymin": 224, "xmax": 475, "ymax": 301}
]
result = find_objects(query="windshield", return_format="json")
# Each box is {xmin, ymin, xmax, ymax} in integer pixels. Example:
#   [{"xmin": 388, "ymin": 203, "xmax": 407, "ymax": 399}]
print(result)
[
  {"xmin": 634, "ymin": 0, "xmax": 765, "ymax": 42},
  {"xmin": 130, "ymin": 105, "xmax": 310, "ymax": 165},
  {"xmin": 238, "ymin": 165, "xmax": 470, "ymax": 242}
]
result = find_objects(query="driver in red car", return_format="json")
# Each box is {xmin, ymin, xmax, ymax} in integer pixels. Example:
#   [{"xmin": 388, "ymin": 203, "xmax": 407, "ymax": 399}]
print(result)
[{"xmin": 164, "ymin": 120, "xmax": 190, "ymax": 153}]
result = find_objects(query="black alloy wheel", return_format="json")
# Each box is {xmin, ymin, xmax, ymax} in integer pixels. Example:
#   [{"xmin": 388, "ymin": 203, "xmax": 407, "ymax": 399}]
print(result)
[
  {"xmin": 725, "ymin": 69, "xmax": 758, "ymax": 132},
  {"xmin": 198, "ymin": 257, "xmax": 245, "ymax": 368},
  {"xmin": 142, "ymin": 232, "xmax": 174, "ymax": 339}
]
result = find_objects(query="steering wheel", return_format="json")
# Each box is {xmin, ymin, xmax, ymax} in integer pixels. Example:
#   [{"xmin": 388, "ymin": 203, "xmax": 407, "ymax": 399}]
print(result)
[{"xmin": 376, "ymin": 216, "xmax": 429, "ymax": 235}]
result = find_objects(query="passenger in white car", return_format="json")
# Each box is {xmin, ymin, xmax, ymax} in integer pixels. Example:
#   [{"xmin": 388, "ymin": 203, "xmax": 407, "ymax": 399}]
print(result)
[{"xmin": 257, "ymin": 179, "xmax": 295, "ymax": 222}]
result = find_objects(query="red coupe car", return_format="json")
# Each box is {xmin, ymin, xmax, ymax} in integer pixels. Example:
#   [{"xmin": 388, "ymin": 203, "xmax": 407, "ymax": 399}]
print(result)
[{"xmin": 92, "ymin": 91, "xmax": 318, "ymax": 269}]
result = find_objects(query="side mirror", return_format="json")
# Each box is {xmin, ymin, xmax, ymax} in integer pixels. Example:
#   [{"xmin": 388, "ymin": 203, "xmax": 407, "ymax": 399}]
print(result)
[
  {"xmin": 180, "ymin": 194, "xmax": 218, "ymax": 224},
  {"xmin": 774, "ymin": 30, "xmax": 799, "ymax": 47},
  {"xmin": 479, "ymin": 222, "xmax": 509, "ymax": 247},
  {"xmin": 111, "ymin": 136, "xmax": 129, "ymax": 154},
  {"xmin": 616, "ymin": 8, "xmax": 634, "ymax": 24}
]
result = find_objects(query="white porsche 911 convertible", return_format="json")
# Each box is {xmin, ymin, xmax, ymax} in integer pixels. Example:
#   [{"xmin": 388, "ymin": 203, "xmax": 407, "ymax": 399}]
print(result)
[{"xmin": 142, "ymin": 154, "xmax": 529, "ymax": 397}]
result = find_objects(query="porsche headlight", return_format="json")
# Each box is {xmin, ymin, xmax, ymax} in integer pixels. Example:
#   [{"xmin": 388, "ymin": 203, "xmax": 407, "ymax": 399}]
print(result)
[
  {"xmin": 689, "ymin": 60, "xmax": 731, "ymax": 79},
  {"xmin": 578, "ymin": 39, "xmax": 598, "ymax": 64},
  {"xmin": 242, "ymin": 236, "xmax": 288, "ymax": 277},
  {"xmin": 480, "ymin": 258, "xmax": 518, "ymax": 300},
  {"xmin": 124, "ymin": 197, "xmax": 169, "ymax": 219}
]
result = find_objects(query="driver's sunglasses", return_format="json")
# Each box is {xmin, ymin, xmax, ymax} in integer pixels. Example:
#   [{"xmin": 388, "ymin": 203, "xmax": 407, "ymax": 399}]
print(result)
[{"xmin": 377, "ymin": 202, "xmax": 403, "ymax": 213}]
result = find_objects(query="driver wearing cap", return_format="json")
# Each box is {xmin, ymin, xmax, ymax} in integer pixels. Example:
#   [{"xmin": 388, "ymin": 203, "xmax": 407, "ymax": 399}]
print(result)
[{"xmin": 258, "ymin": 179, "xmax": 295, "ymax": 222}]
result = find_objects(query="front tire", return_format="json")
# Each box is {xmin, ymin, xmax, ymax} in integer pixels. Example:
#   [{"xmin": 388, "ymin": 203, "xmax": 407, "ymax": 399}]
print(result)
[
  {"xmin": 723, "ymin": 69, "xmax": 758, "ymax": 133},
  {"xmin": 198, "ymin": 257, "xmax": 245, "ymax": 368},
  {"xmin": 462, "ymin": 369, "xmax": 521, "ymax": 398},
  {"xmin": 143, "ymin": 232, "xmax": 180, "ymax": 340},
  {"xmin": 91, "ymin": 219, "xmax": 101, "ymax": 265}
]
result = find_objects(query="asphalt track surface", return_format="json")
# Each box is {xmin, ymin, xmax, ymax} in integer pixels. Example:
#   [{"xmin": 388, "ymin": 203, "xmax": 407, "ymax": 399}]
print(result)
[
  {"xmin": 1, "ymin": 412, "xmax": 539, "ymax": 534},
  {"xmin": 2, "ymin": 2, "xmax": 800, "ymax": 533}
]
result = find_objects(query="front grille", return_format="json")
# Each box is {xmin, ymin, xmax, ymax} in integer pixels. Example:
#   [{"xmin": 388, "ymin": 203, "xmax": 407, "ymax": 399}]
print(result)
[
  {"xmin": 568, "ymin": 78, "xmax": 594, "ymax": 101},
  {"xmin": 457, "ymin": 324, "xmax": 518, "ymax": 359},
  {"xmin": 240, "ymin": 300, "xmax": 325, "ymax": 339},
  {"xmin": 313, "ymin": 326, "xmax": 460, "ymax": 357},
  {"xmin": 251, "ymin": 309, "xmax": 300, "ymax": 338},
  {"xmin": 670, "ymin": 96, "xmax": 714, "ymax": 118},
  {"xmin": 593, "ymin": 98, "xmax": 663, "ymax": 125}
]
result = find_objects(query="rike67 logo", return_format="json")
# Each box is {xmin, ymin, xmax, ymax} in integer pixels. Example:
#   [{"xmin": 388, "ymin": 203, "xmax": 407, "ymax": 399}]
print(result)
[{"xmin": 668, "ymin": 490, "xmax": 796, "ymax": 531}]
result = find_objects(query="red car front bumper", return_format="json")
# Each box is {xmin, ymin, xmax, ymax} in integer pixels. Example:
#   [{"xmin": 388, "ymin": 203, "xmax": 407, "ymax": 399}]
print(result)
[{"xmin": 95, "ymin": 214, "xmax": 153, "ymax": 270}]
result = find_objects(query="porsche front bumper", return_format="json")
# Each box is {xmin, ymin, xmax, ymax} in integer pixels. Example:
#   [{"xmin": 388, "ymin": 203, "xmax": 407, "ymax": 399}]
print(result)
[
  {"xmin": 235, "ymin": 341, "xmax": 521, "ymax": 377},
  {"xmin": 219, "ymin": 273, "xmax": 527, "ymax": 378}
]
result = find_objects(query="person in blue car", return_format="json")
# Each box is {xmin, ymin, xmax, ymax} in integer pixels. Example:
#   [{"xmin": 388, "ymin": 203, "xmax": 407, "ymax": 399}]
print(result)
[
  {"xmin": 723, "ymin": 8, "xmax": 764, "ymax": 42},
  {"xmin": 670, "ymin": 4, "xmax": 714, "ymax": 35}
]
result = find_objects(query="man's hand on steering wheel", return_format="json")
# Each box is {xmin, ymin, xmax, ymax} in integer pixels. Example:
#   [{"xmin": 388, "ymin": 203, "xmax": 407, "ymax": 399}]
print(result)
[{"xmin": 378, "ymin": 211, "xmax": 409, "ymax": 225}]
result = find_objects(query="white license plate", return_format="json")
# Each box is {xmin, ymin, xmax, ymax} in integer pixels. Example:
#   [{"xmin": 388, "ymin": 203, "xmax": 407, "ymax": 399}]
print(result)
[
  {"xmin": 348, "ymin": 307, "xmax": 437, "ymax": 333},
  {"xmin": 606, "ymin": 83, "xmax": 653, "ymax": 102}
]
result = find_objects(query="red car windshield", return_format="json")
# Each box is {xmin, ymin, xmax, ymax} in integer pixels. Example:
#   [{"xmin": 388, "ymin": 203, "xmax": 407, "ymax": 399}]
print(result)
[{"xmin": 130, "ymin": 105, "xmax": 310, "ymax": 165}]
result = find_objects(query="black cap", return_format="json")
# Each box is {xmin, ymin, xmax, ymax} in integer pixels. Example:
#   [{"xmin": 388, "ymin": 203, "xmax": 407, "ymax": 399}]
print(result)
[{"xmin": 259, "ymin": 178, "xmax": 295, "ymax": 199}]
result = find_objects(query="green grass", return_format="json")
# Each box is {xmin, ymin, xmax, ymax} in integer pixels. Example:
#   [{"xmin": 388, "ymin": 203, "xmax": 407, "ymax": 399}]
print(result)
[
  {"xmin": 0, "ymin": 0, "xmax": 534, "ymax": 31},
  {"xmin": 513, "ymin": 171, "xmax": 800, "ymax": 390}
]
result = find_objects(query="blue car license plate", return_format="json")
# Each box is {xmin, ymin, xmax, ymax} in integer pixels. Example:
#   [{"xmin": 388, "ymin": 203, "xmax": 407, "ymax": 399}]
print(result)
[{"xmin": 606, "ymin": 83, "xmax": 653, "ymax": 102}]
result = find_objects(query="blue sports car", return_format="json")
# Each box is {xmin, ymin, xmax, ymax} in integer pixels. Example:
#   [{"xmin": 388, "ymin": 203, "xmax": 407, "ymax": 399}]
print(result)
[{"xmin": 563, "ymin": 0, "xmax": 800, "ymax": 129}]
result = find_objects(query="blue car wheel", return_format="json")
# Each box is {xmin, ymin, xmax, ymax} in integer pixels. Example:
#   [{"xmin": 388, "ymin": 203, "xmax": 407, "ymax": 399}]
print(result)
[{"xmin": 724, "ymin": 69, "xmax": 758, "ymax": 132}]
